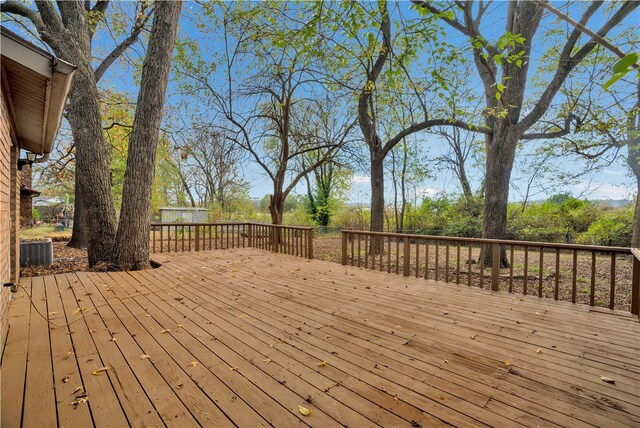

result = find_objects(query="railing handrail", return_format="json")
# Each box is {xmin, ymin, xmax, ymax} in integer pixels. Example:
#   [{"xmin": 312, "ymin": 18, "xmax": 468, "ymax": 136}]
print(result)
[
  {"xmin": 632, "ymin": 248, "xmax": 640, "ymax": 260},
  {"xmin": 150, "ymin": 221, "xmax": 313, "ymax": 231},
  {"xmin": 342, "ymin": 229, "xmax": 632, "ymax": 254}
]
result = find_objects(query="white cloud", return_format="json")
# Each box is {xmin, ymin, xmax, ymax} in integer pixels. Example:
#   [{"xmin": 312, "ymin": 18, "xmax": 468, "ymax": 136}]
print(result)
[
  {"xmin": 415, "ymin": 187, "xmax": 441, "ymax": 198},
  {"xmin": 569, "ymin": 182, "xmax": 634, "ymax": 200},
  {"xmin": 351, "ymin": 175, "xmax": 370, "ymax": 184},
  {"xmin": 602, "ymin": 169, "xmax": 625, "ymax": 176}
]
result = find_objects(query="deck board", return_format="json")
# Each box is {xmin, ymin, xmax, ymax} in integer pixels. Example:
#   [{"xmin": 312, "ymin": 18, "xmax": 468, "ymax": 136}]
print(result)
[{"xmin": 2, "ymin": 248, "xmax": 639, "ymax": 427}]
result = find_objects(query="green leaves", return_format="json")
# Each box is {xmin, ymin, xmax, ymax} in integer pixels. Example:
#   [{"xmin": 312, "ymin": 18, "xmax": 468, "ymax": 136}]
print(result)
[{"xmin": 603, "ymin": 53, "xmax": 639, "ymax": 90}]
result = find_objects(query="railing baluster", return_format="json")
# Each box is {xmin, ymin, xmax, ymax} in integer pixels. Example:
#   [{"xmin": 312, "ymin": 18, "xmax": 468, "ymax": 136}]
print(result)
[
  {"xmin": 415, "ymin": 240, "xmax": 420, "ymax": 278},
  {"xmin": 395, "ymin": 237, "xmax": 400, "ymax": 275},
  {"xmin": 479, "ymin": 245, "xmax": 484, "ymax": 289},
  {"xmin": 523, "ymin": 246, "xmax": 529, "ymax": 295},
  {"xmin": 364, "ymin": 234, "xmax": 369, "ymax": 269},
  {"xmin": 590, "ymin": 252, "xmax": 597, "ymax": 306},
  {"xmin": 572, "ymin": 250, "xmax": 578, "ymax": 303},
  {"xmin": 538, "ymin": 247, "xmax": 544, "ymax": 298},
  {"xmin": 435, "ymin": 241, "xmax": 440, "ymax": 282},
  {"xmin": 424, "ymin": 240, "xmax": 429, "ymax": 279},
  {"xmin": 445, "ymin": 241, "xmax": 450, "ymax": 283},
  {"xmin": 160, "ymin": 225, "xmax": 164, "ymax": 253},
  {"xmin": 387, "ymin": 238, "xmax": 391, "ymax": 273},
  {"xmin": 609, "ymin": 253, "xmax": 616, "ymax": 310},
  {"xmin": 357, "ymin": 234, "xmax": 361, "ymax": 268},
  {"xmin": 554, "ymin": 249, "xmax": 559, "ymax": 300},
  {"xmin": 467, "ymin": 244, "xmax": 471, "ymax": 286},
  {"xmin": 456, "ymin": 241, "xmax": 460, "ymax": 284},
  {"xmin": 509, "ymin": 246, "xmax": 514, "ymax": 293}
]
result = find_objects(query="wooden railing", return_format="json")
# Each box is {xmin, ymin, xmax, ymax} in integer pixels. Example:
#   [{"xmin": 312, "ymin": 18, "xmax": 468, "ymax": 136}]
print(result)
[
  {"xmin": 342, "ymin": 230, "xmax": 639, "ymax": 315},
  {"xmin": 150, "ymin": 222, "xmax": 314, "ymax": 259}
]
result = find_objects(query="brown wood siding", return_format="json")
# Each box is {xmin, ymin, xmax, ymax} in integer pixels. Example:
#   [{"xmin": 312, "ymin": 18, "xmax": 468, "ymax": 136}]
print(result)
[{"xmin": 0, "ymin": 81, "xmax": 14, "ymax": 353}]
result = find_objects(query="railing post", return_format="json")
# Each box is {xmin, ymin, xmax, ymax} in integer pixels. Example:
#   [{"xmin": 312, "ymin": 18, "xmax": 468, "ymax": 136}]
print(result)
[
  {"xmin": 491, "ymin": 243, "xmax": 500, "ymax": 291},
  {"xmin": 307, "ymin": 228, "xmax": 314, "ymax": 259},
  {"xmin": 195, "ymin": 225, "xmax": 200, "ymax": 252},
  {"xmin": 631, "ymin": 249, "xmax": 639, "ymax": 317},
  {"xmin": 403, "ymin": 236, "xmax": 410, "ymax": 277},
  {"xmin": 247, "ymin": 223, "xmax": 253, "ymax": 248},
  {"xmin": 341, "ymin": 231, "xmax": 348, "ymax": 265}
]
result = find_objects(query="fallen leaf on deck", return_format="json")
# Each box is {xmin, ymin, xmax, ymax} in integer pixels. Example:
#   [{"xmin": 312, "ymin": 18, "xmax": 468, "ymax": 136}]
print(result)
[
  {"xmin": 444, "ymin": 359, "xmax": 449, "ymax": 364},
  {"xmin": 317, "ymin": 360, "xmax": 328, "ymax": 367},
  {"xmin": 264, "ymin": 358, "xmax": 272, "ymax": 364},
  {"xmin": 49, "ymin": 312, "xmax": 58, "ymax": 316},
  {"xmin": 189, "ymin": 361, "xmax": 198, "ymax": 367},
  {"xmin": 504, "ymin": 359, "xmax": 511, "ymax": 366},
  {"xmin": 176, "ymin": 324, "xmax": 183, "ymax": 328},
  {"xmin": 298, "ymin": 405, "xmax": 311, "ymax": 416},
  {"xmin": 92, "ymin": 367, "xmax": 109, "ymax": 376},
  {"xmin": 395, "ymin": 325, "xmax": 401, "ymax": 329},
  {"xmin": 140, "ymin": 355, "xmax": 151, "ymax": 360},
  {"xmin": 176, "ymin": 384, "xmax": 183, "ymax": 389},
  {"xmin": 536, "ymin": 348, "xmax": 543, "ymax": 354},
  {"xmin": 600, "ymin": 376, "xmax": 616, "ymax": 384},
  {"xmin": 229, "ymin": 366, "xmax": 239, "ymax": 371},
  {"xmin": 62, "ymin": 374, "xmax": 70, "ymax": 383},
  {"xmin": 145, "ymin": 314, "xmax": 151, "ymax": 317},
  {"xmin": 66, "ymin": 349, "xmax": 74, "ymax": 359},
  {"xmin": 239, "ymin": 314, "xmax": 248, "ymax": 319},
  {"xmin": 161, "ymin": 329, "xmax": 171, "ymax": 334},
  {"xmin": 71, "ymin": 386, "xmax": 84, "ymax": 395},
  {"xmin": 174, "ymin": 296, "xmax": 183, "ymax": 301},
  {"xmin": 72, "ymin": 395, "xmax": 88, "ymax": 408},
  {"xmin": 442, "ymin": 311, "xmax": 449, "ymax": 315},
  {"xmin": 108, "ymin": 337, "xmax": 117, "ymax": 342},
  {"xmin": 72, "ymin": 307, "xmax": 83, "ymax": 315}
]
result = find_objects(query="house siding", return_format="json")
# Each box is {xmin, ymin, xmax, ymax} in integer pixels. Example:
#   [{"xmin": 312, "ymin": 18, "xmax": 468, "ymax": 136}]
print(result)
[{"xmin": 1, "ymin": 80, "xmax": 19, "ymax": 354}]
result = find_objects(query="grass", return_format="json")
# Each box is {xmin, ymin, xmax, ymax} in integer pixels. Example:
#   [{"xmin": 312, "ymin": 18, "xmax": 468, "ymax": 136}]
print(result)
[{"xmin": 21, "ymin": 226, "xmax": 72, "ymax": 241}]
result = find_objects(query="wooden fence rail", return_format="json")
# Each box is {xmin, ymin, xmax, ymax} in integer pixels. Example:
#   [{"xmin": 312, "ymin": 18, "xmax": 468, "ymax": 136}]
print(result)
[
  {"xmin": 150, "ymin": 222, "xmax": 314, "ymax": 259},
  {"xmin": 342, "ymin": 229, "xmax": 639, "ymax": 317}
]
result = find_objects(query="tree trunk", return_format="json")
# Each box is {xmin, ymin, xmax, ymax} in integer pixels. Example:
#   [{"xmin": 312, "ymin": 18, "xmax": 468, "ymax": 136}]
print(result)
[
  {"xmin": 67, "ymin": 181, "xmax": 87, "ymax": 248},
  {"xmin": 112, "ymin": 0, "xmax": 182, "ymax": 270},
  {"xmin": 65, "ymin": 67, "xmax": 118, "ymax": 265},
  {"xmin": 482, "ymin": 128, "xmax": 519, "ymax": 267},
  {"xmin": 269, "ymin": 192, "xmax": 285, "ymax": 225},
  {"xmin": 370, "ymin": 150, "xmax": 384, "ymax": 254}
]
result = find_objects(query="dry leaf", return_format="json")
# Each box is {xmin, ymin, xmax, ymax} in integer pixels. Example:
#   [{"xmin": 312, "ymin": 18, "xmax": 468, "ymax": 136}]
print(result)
[
  {"xmin": 189, "ymin": 361, "xmax": 198, "ymax": 367},
  {"xmin": 395, "ymin": 325, "xmax": 401, "ymax": 329},
  {"xmin": 239, "ymin": 314, "xmax": 248, "ymax": 319},
  {"xmin": 161, "ymin": 329, "xmax": 171, "ymax": 334},
  {"xmin": 600, "ymin": 376, "xmax": 616, "ymax": 384},
  {"xmin": 140, "ymin": 355, "xmax": 151, "ymax": 360},
  {"xmin": 72, "ymin": 395, "xmax": 88, "ymax": 408},
  {"xmin": 176, "ymin": 383, "xmax": 183, "ymax": 389},
  {"xmin": 108, "ymin": 337, "xmax": 117, "ymax": 342},
  {"xmin": 504, "ymin": 359, "xmax": 511, "ymax": 366},
  {"xmin": 176, "ymin": 324, "xmax": 183, "ymax": 328},
  {"xmin": 71, "ymin": 386, "xmax": 84, "ymax": 395},
  {"xmin": 442, "ymin": 311, "xmax": 449, "ymax": 315},
  {"xmin": 92, "ymin": 367, "xmax": 109, "ymax": 376},
  {"xmin": 317, "ymin": 360, "xmax": 328, "ymax": 367},
  {"xmin": 145, "ymin": 314, "xmax": 151, "ymax": 318},
  {"xmin": 229, "ymin": 366, "xmax": 239, "ymax": 371},
  {"xmin": 49, "ymin": 311, "xmax": 58, "ymax": 316},
  {"xmin": 444, "ymin": 359, "xmax": 449, "ymax": 364},
  {"xmin": 66, "ymin": 349, "xmax": 74, "ymax": 359},
  {"xmin": 263, "ymin": 358, "xmax": 272, "ymax": 364},
  {"xmin": 174, "ymin": 296, "xmax": 184, "ymax": 301},
  {"xmin": 535, "ymin": 348, "xmax": 543, "ymax": 354},
  {"xmin": 72, "ymin": 307, "xmax": 83, "ymax": 315},
  {"xmin": 298, "ymin": 405, "xmax": 311, "ymax": 416},
  {"xmin": 62, "ymin": 374, "xmax": 70, "ymax": 383}
]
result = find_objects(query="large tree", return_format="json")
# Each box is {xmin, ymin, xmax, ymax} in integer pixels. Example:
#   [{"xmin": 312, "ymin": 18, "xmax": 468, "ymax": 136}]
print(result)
[
  {"xmin": 317, "ymin": 1, "xmax": 485, "ymax": 242},
  {"xmin": 414, "ymin": 0, "xmax": 638, "ymax": 265},
  {"xmin": 1, "ymin": 1, "xmax": 152, "ymax": 263},
  {"xmin": 178, "ymin": 1, "xmax": 348, "ymax": 224},
  {"xmin": 111, "ymin": 0, "xmax": 182, "ymax": 270}
]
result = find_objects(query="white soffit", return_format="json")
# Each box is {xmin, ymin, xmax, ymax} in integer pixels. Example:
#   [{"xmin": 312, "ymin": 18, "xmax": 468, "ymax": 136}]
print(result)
[{"xmin": 1, "ymin": 27, "xmax": 76, "ymax": 155}]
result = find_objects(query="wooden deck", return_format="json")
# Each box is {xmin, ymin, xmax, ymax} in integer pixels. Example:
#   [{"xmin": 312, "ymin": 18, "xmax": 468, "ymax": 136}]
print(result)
[{"xmin": 2, "ymin": 248, "xmax": 639, "ymax": 427}]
